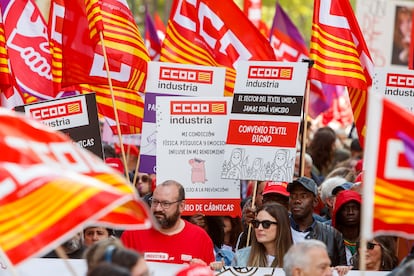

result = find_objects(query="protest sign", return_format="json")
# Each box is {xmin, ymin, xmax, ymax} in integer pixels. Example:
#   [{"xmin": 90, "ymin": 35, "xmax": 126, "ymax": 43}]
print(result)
[
  {"xmin": 156, "ymin": 97, "xmax": 240, "ymax": 216},
  {"xmin": 222, "ymin": 61, "xmax": 307, "ymax": 182},
  {"xmin": 15, "ymin": 93, "xmax": 103, "ymax": 158},
  {"xmin": 139, "ymin": 62, "xmax": 226, "ymax": 174}
]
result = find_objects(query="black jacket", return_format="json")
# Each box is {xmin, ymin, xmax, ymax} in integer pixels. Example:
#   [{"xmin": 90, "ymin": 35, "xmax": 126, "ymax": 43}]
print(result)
[
  {"xmin": 291, "ymin": 217, "xmax": 347, "ymax": 266},
  {"xmin": 306, "ymin": 221, "xmax": 347, "ymax": 266}
]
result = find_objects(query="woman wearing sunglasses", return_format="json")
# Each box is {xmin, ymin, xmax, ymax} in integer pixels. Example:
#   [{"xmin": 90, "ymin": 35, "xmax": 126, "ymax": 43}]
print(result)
[
  {"xmin": 350, "ymin": 235, "xmax": 399, "ymax": 271},
  {"xmin": 232, "ymin": 202, "xmax": 292, "ymax": 267}
]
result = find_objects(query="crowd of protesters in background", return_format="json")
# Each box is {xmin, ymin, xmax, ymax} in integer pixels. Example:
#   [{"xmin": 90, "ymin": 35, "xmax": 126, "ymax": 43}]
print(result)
[{"xmin": 39, "ymin": 120, "xmax": 413, "ymax": 275}]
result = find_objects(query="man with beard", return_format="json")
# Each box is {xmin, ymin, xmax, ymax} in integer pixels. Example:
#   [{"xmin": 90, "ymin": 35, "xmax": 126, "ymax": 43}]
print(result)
[
  {"xmin": 287, "ymin": 177, "xmax": 347, "ymax": 267},
  {"xmin": 121, "ymin": 180, "xmax": 214, "ymax": 265}
]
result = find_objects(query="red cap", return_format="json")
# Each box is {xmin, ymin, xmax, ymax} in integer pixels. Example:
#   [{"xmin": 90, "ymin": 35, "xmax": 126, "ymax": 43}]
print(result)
[
  {"xmin": 175, "ymin": 264, "xmax": 213, "ymax": 276},
  {"xmin": 105, "ymin": 158, "xmax": 124, "ymax": 173},
  {"xmin": 262, "ymin": 181, "xmax": 289, "ymax": 197}
]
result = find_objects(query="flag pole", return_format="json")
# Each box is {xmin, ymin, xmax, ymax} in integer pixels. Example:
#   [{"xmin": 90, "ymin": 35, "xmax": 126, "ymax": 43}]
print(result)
[
  {"xmin": 98, "ymin": 31, "xmax": 130, "ymax": 183},
  {"xmin": 246, "ymin": 180, "xmax": 257, "ymax": 247},
  {"xmin": 299, "ymin": 59, "xmax": 313, "ymax": 177}
]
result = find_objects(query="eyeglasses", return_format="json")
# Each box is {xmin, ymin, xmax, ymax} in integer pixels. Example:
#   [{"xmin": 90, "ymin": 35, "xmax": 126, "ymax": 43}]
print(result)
[
  {"xmin": 251, "ymin": 219, "xmax": 278, "ymax": 229},
  {"xmin": 149, "ymin": 198, "xmax": 182, "ymax": 209},
  {"xmin": 357, "ymin": 241, "xmax": 381, "ymax": 250},
  {"xmin": 137, "ymin": 175, "xmax": 150, "ymax": 183}
]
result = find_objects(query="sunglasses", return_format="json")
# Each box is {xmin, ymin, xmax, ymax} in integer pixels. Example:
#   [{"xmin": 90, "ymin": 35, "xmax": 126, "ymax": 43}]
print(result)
[
  {"xmin": 137, "ymin": 175, "xmax": 150, "ymax": 182},
  {"xmin": 251, "ymin": 219, "xmax": 278, "ymax": 229},
  {"xmin": 357, "ymin": 241, "xmax": 381, "ymax": 250}
]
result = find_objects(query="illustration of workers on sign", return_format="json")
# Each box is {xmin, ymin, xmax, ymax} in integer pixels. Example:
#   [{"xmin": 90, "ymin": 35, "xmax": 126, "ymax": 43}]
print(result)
[
  {"xmin": 222, "ymin": 147, "xmax": 248, "ymax": 179},
  {"xmin": 246, "ymin": 157, "xmax": 265, "ymax": 180},
  {"xmin": 189, "ymin": 158, "xmax": 207, "ymax": 184},
  {"xmin": 270, "ymin": 149, "xmax": 293, "ymax": 181}
]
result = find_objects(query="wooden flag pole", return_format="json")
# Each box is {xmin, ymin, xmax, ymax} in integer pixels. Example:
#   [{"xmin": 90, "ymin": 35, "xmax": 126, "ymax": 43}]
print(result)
[
  {"xmin": 55, "ymin": 246, "xmax": 78, "ymax": 276},
  {"xmin": 246, "ymin": 181, "xmax": 257, "ymax": 247},
  {"xmin": 98, "ymin": 31, "xmax": 130, "ymax": 183},
  {"xmin": 299, "ymin": 59, "xmax": 313, "ymax": 177}
]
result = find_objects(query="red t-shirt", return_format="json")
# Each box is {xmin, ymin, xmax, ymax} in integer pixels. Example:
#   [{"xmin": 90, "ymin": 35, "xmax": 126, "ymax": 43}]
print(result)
[{"xmin": 121, "ymin": 220, "xmax": 215, "ymax": 264}]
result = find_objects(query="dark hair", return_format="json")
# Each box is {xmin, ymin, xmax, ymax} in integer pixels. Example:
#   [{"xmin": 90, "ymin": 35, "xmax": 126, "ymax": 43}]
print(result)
[
  {"xmin": 85, "ymin": 238, "xmax": 142, "ymax": 272},
  {"xmin": 87, "ymin": 263, "xmax": 130, "ymax": 276},
  {"xmin": 248, "ymin": 203, "xmax": 293, "ymax": 267},
  {"xmin": 83, "ymin": 226, "xmax": 115, "ymax": 237},
  {"xmin": 224, "ymin": 216, "xmax": 243, "ymax": 250},
  {"xmin": 351, "ymin": 236, "xmax": 399, "ymax": 271},
  {"xmin": 308, "ymin": 127, "xmax": 337, "ymax": 176}
]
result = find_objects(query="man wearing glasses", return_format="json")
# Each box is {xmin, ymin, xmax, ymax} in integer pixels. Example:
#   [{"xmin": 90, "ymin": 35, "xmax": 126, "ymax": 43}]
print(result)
[{"xmin": 121, "ymin": 180, "xmax": 215, "ymax": 265}]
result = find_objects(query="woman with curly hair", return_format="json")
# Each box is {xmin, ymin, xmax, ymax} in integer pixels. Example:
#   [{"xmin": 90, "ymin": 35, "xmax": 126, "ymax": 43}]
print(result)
[
  {"xmin": 232, "ymin": 203, "xmax": 292, "ymax": 267},
  {"xmin": 350, "ymin": 235, "xmax": 399, "ymax": 271}
]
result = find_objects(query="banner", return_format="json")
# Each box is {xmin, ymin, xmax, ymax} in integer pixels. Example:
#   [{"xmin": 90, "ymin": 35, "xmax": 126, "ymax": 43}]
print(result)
[{"xmin": 222, "ymin": 61, "xmax": 307, "ymax": 182}]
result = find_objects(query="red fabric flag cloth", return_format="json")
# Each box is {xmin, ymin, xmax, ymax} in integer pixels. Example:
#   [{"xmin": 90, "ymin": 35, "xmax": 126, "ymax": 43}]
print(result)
[
  {"xmin": 0, "ymin": 13, "xmax": 11, "ymax": 91},
  {"xmin": 364, "ymin": 92, "xmax": 414, "ymax": 239},
  {"xmin": 145, "ymin": 9, "xmax": 163, "ymax": 61},
  {"xmin": 269, "ymin": 2, "xmax": 333, "ymax": 118},
  {"xmin": 0, "ymin": 109, "xmax": 151, "ymax": 266},
  {"xmin": 73, "ymin": 83, "xmax": 145, "ymax": 134},
  {"xmin": 52, "ymin": 0, "xmax": 149, "ymax": 134},
  {"xmin": 160, "ymin": 0, "xmax": 276, "ymax": 96},
  {"xmin": 0, "ymin": 0, "xmax": 57, "ymax": 102},
  {"xmin": 309, "ymin": 0, "xmax": 374, "ymax": 146},
  {"xmin": 61, "ymin": 0, "xmax": 149, "ymax": 90}
]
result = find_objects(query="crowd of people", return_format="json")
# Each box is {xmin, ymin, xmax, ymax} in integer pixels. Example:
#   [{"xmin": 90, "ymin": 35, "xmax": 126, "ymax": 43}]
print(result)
[{"xmin": 40, "ymin": 123, "xmax": 414, "ymax": 276}]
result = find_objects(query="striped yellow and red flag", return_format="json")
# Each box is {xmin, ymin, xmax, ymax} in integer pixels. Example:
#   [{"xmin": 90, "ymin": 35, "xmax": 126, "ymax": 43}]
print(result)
[
  {"xmin": 76, "ymin": 83, "xmax": 145, "ymax": 134},
  {"xmin": 160, "ymin": 0, "xmax": 276, "ymax": 96},
  {"xmin": 57, "ymin": 0, "xmax": 149, "ymax": 134},
  {"xmin": 0, "ymin": 109, "xmax": 151, "ymax": 266},
  {"xmin": 309, "ymin": 0, "xmax": 374, "ymax": 146},
  {"xmin": 0, "ymin": 12, "xmax": 10, "ymax": 91}
]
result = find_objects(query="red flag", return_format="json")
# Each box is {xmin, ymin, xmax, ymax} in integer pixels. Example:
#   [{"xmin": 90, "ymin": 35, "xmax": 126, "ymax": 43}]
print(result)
[
  {"xmin": 309, "ymin": 0, "xmax": 374, "ymax": 146},
  {"xmin": 160, "ymin": 0, "xmax": 276, "ymax": 96},
  {"xmin": 243, "ymin": 0, "xmax": 269, "ymax": 37},
  {"xmin": 364, "ymin": 92, "xmax": 414, "ymax": 239},
  {"xmin": 269, "ymin": 3, "xmax": 329, "ymax": 118},
  {"xmin": 0, "ymin": 109, "xmax": 151, "ymax": 266},
  {"xmin": 0, "ymin": 11, "xmax": 11, "ymax": 90},
  {"xmin": 76, "ymin": 83, "xmax": 145, "ymax": 134},
  {"xmin": 145, "ymin": 8, "xmax": 163, "ymax": 61},
  {"xmin": 0, "ymin": 0, "xmax": 56, "ymax": 102},
  {"xmin": 154, "ymin": 12, "xmax": 166, "ymax": 38},
  {"xmin": 53, "ymin": 0, "xmax": 149, "ymax": 134},
  {"xmin": 61, "ymin": 0, "xmax": 149, "ymax": 90}
]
